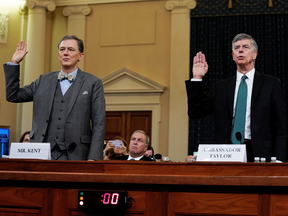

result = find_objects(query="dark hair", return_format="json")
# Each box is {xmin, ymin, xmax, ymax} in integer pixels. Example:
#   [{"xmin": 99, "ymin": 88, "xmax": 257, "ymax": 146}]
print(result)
[
  {"xmin": 58, "ymin": 35, "xmax": 84, "ymax": 53},
  {"xmin": 113, "ymin": 136, "xmax": 127, "ymax": 147},
  {"xmin": 106, "ymin": 136, "xmax": 128, "ymax": 159},
  {"xmin": 146, "ymin": 145, "xmax": 154, "ymax": 158},
  {"xmin": 19, "ymin": 131, "xmax": 30, "ymax": 142}
]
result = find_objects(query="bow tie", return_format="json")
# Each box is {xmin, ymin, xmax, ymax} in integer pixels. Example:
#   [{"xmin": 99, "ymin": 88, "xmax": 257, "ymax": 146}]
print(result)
[{"xmin": 58, "ymin": 72, "xmax": 75, "ymax": 82}]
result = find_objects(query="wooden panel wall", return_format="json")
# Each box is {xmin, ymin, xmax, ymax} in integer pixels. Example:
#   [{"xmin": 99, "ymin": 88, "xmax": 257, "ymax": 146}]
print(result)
[{"xmin": 0, "ymin": 160, "xmax": 288, "ymax": 215}]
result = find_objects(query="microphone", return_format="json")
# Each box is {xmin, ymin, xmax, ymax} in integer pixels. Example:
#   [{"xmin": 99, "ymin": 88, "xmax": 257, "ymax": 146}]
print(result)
[
  {"xmin": 154, "ymin": 154, "xmax": 162, "ymax": 162},
  {"xmin": 235, "ymin": 132, "xmax": 243, "ymax": 144}
]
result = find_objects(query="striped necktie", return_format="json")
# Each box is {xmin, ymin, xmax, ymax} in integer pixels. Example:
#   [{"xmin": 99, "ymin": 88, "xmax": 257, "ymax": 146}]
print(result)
[{"xmin": 231, "ymin": 75, "xmax": 247, "ymax": 144}]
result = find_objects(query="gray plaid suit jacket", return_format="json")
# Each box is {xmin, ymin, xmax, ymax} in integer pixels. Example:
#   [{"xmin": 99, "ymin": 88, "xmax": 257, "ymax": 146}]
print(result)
[{"xmin": 4, "ymin": 64, "xmax": 106, "ymax": 160}]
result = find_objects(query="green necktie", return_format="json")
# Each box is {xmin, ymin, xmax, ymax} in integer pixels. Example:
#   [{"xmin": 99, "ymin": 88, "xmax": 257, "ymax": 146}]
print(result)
[{"xmin": 231, "ymin": 75, "xmax": 247, "ymax": 144}]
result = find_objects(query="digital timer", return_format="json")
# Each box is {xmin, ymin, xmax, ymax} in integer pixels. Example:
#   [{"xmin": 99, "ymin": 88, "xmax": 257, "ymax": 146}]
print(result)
[{"xmin": 78, "ymin": 190, "xmax": 128, "ymax": 211}]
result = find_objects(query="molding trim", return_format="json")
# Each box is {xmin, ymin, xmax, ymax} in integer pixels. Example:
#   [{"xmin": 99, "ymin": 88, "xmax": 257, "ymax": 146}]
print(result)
[
  {"xmin": 102, "ymin": 67, "xmax": 166, "ymax": 94},
  {"xmin": 54, "ymin": 0, "xmax": 153, "ymax": 6},
  {"xmin": 63, "ymin": 5, "xmax": 91, "ymax": 16},
  {"xmin": 165, "ymin": 0, "xmax": 197, "ymax": 10},
  {"xmin": 19, "ymin": 2, "xmax": 28, "ymax": 15},
  {"xmin": 27, "ymin": 0, "xmax": 56, "ymax": 11},
  {"xmin": 0, "ymin": 11, "xmax": 9, "ymax": 44}
]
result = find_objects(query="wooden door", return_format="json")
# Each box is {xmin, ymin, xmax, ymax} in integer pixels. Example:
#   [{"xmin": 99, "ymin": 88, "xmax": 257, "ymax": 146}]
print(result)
[{"xmin": 105, "ymin": 111, "xmax": 152, "ymax": 146}]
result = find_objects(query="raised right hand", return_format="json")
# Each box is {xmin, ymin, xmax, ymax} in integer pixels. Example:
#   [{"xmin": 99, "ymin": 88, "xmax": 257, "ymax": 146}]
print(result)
[
  {"xmin": 12, "ymin": 40, "xmax": 28, "ymax": 64},
  {"xmin": 192, "ymin": 52, "xmax": 208, "ymax": 79}
]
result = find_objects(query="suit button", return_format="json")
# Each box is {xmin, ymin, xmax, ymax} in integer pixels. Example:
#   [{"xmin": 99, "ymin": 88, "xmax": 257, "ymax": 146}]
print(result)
[
  {"xmin": 61, "ymin": 100, "xmax": 64, "ymax": 103},
  {"xmin": 42, "ymin": 134, "xmax": 45, "ymax": 137},
  {"xmin": 58, "ymin": 118, "xmax": 61, "ymax": 120},
  {"xmin": 46, "ymin": 120, "xmax": 49, "ymax": 123},
  {"xmin": 56, "ymin": 136, "xmax": 58, "ymax": 139},
  {"xmin": 57, "ymin": 127, "xmax": 60, "ymax": 130}
]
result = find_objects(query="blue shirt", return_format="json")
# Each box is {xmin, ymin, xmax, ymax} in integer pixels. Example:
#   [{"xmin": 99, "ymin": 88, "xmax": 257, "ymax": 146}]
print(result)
[{"xmin": 59, "ymin": 68, "xmax": 78, "ymax": 95}]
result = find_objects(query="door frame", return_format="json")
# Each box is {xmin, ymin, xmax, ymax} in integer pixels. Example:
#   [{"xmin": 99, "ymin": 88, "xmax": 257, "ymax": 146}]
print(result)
[
  {"xmin": 106, "ymin": 101, "xmax": 160, "ymax": 154},
  {"xmin": 103, "ymin": 68, "xmax": 165, "ymax": 155}
]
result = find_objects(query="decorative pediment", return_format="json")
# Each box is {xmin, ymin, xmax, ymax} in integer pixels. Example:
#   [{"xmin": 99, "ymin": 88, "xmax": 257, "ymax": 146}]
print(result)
[{"xmin": 102, "ymin": 67, "xmax": 166, "ymax": 94}]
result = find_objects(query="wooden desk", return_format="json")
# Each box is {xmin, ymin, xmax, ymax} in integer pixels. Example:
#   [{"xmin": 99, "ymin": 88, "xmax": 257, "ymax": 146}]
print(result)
[{"xmin": 0, "ymin": 159, "xmax": 288, "ymax": 216}]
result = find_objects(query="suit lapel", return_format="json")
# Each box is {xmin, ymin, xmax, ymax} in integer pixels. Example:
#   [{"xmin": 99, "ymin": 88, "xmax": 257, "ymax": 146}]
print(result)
[
  {"xmin": 227, "ymin": 75, "xmax": 236, "ymax": 119},
  {"xmin": 226, "ymin": 71, "xmax": 263, "ymax": 118},
  {"xmin": 46, "ymin": 72, "xmax": 59, "ymax": 116},
  {"xmin": 67, "ymin": 69, "xmax": 85, "ymax": 117},
  {"xmin": 251, "ymin": 71, "xmax": 264, "ymax": 106}
]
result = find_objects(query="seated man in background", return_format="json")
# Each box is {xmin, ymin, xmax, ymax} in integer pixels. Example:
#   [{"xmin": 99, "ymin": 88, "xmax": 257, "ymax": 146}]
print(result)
[{"xmin": 113, "ymin": 130, "xmax": 154, "ymax": 161}]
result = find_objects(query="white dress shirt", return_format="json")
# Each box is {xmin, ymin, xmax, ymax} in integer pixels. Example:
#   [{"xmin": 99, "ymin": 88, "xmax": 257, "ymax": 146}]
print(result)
[{"xmin": 127, "ymin": 155, "xmax": 144, "ymax": 160}]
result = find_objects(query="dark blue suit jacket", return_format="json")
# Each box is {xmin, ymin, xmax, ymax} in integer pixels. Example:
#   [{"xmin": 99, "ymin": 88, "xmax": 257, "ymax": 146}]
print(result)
[{"xmin": 186, "ymin": 71, "xmax": 286, "ymax": 161}]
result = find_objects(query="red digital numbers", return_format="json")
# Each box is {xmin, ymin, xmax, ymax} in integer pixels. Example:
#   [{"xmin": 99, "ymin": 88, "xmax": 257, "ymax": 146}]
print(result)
[
  {"xmin": 102, "ymin": 193, "xmax": 119, "ymax": 205},
  {"xmin": 103, "ymin": 193, "xmax": 110, "ymax": 204},
  {"xmin": 111, "ymin": 193, "xmax": 119, "ymax": 204}
]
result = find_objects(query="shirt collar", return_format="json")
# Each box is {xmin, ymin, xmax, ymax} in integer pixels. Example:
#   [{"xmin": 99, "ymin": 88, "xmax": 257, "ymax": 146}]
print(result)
[
  {"xmin": 61, "ymin": 68, "xmax": 78, "ymax": 78},
  {"xmin": 127, "ymin": 155, "xmax": 144, "ymax": 161},
  {"xmin": 236, "ymin": 68, "xmax": 255, "ymax": 82}
]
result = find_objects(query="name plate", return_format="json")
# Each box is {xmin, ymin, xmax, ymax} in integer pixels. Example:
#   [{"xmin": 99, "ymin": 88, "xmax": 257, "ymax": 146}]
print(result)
[
  {"xmin": 10, "ymin": 143, "xmax": 51, "ymax": 160},
  {"xmin": 197, "ymin": 144, "xmax": 247, "ymax": 162}
]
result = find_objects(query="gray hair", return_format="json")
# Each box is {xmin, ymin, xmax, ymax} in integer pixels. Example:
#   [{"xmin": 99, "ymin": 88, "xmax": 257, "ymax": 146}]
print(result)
[
  {"xmin": 130, "ymin": 130, "xmax": 150, "ymax": 146},
  {"xmin": 232, "ymin": 33, "xmax": 258, "ymax": 52}
]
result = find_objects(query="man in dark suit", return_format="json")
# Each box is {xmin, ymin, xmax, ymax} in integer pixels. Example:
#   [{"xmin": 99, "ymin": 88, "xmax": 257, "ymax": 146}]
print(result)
[
  {"xmin": 113, "ymin": 130, "xmax": 154, "ymax": 161},
  {"xmin": 4, "ymin": 35, "xmax": 106, "ymax": 161},
  {"xmin": 186, "ymin": 33, "xmax": 286, "ymax": 162}
]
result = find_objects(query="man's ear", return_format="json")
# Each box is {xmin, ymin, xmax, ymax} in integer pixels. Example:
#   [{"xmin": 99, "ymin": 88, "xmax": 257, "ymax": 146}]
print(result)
[
  {"xmin": 78, "ymin": 53, "xmax": 84, "ymax": 62},
  {"xmin": 253, "ymin": 51, "xmax": 258, "ymax": 60}
]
